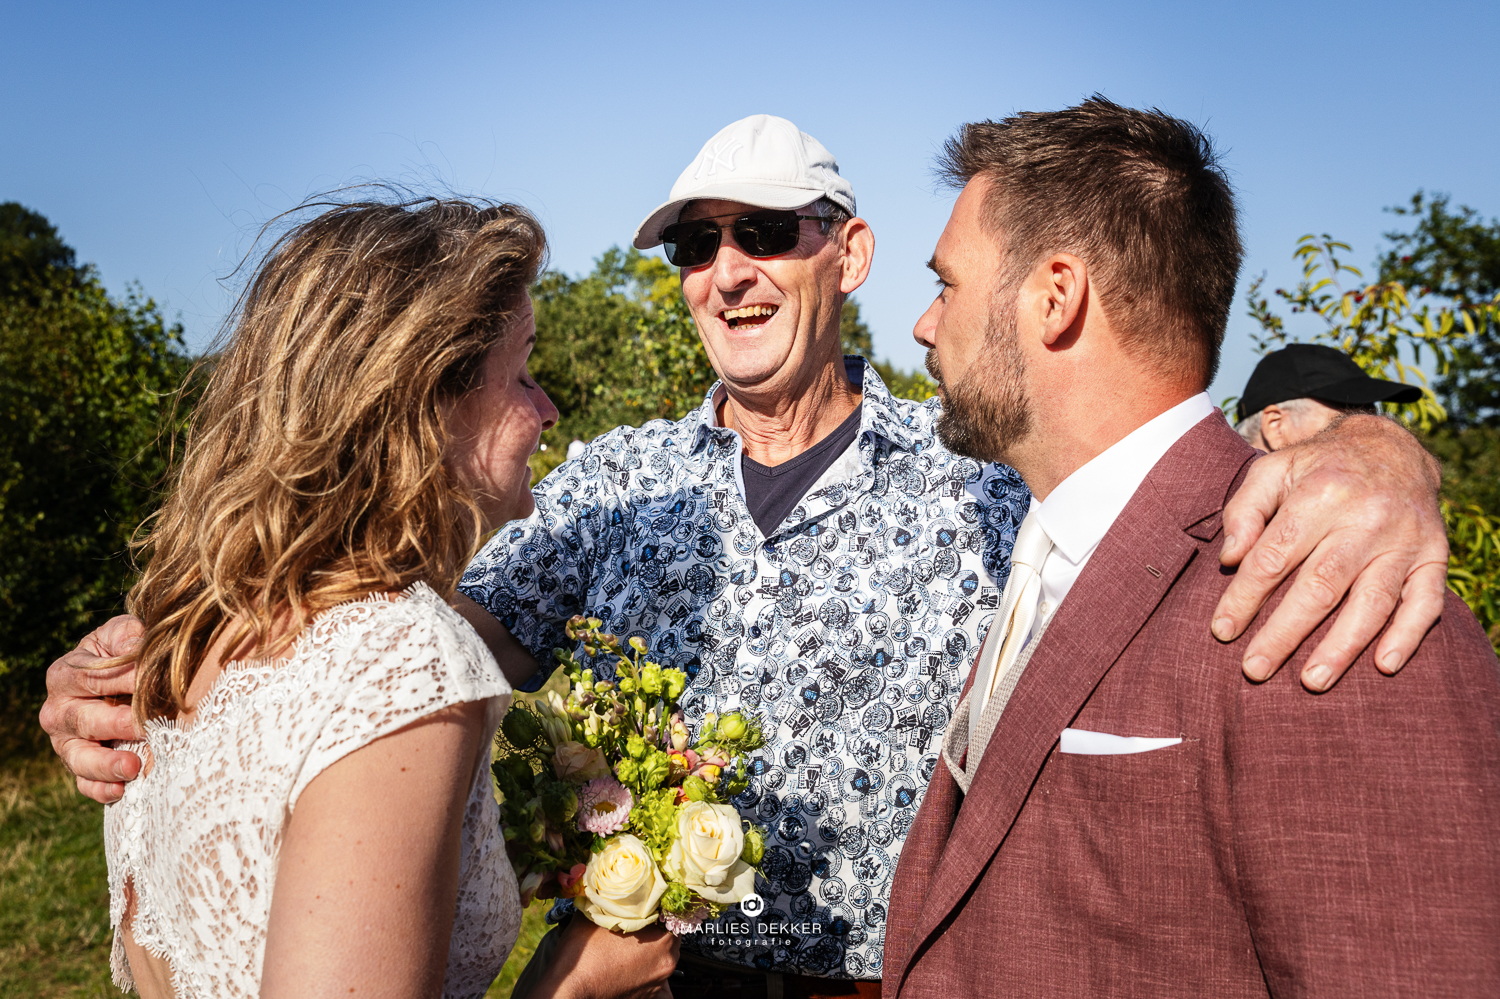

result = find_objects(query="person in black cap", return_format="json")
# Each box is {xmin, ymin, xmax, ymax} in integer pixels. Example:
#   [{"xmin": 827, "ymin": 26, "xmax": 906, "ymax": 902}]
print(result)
[{"xmin": 1236, "ymin": 343, "xmax": 1423, "ymax": 451}]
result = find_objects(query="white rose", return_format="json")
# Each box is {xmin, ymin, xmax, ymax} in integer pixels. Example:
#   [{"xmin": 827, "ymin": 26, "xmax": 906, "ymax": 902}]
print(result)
[
  {"xmin": 577, "ymin": 834, "xmax": 666, "ymax": 932},
  {"xmin": 552, "ymin": 740, "xmax": 609, "ymax": 782},
  {"xmin": 664, "ymin": 801, "xmax": 756, "ymax": 904}
]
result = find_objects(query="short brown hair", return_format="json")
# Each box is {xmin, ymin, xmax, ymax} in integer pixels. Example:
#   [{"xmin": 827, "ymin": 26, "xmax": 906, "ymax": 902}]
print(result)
[
  {"xmin": 938, "ymin": 95, "xmax": 1242, "ymax": 387},
  {"xmin": 125, "ymin": 196, "xmax": 545, "ymax": 722}
]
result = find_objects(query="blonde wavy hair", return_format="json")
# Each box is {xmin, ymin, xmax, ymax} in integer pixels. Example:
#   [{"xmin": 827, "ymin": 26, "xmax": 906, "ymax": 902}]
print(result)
[{"xmin": 125, "ymin": 196, "xmax": 545, "ymax": 723}]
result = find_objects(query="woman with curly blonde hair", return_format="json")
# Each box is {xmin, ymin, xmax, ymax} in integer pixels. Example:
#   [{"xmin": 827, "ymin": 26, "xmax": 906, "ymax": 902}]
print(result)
[{"xmin": 103, "ymin": 197, "xmax": 677, "ymax": 999}]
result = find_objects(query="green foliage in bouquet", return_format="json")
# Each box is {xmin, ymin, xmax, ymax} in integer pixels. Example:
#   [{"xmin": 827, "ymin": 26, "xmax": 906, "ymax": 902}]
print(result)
[{"xmin": 492, "ymin": 616, "xmax": 768, "ymax": 933}]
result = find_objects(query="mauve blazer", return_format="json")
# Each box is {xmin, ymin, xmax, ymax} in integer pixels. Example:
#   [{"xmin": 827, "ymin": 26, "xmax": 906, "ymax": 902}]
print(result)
[{"xmin": 883, "ymin": 414, "xmax": 1500, "ymax": 998}]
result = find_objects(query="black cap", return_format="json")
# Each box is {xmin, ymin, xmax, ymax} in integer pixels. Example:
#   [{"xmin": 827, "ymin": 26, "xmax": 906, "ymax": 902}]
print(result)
[{"xmin": 1237, "ymin": 344, "xmax": 1422, "ymax": 423}]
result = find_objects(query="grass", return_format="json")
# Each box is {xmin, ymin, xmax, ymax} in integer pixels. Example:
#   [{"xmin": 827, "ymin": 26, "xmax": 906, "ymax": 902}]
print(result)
[
  {"xmin": 488, "ymin": 900, "xmax": 552, "ymax": 997},
  {"xmin": 0, "ymin": 753, "xmax": 551, "ymax": 998},
  {"xmin": 0, "ymin": 756, "xmax": 125, "ymax": 998}
]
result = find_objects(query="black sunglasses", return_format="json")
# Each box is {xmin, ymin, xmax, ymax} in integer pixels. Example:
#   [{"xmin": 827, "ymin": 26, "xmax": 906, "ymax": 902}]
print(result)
[{"xmin": 661, "ymin": 210, "xmax": 829, "ymax": 268}]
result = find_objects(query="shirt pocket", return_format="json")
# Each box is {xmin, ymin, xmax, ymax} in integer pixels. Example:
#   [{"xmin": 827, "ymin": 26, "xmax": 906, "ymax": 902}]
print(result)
[{"xmin": 1036, "ymin": 738, "xmax": 1201, "ymax": 802}]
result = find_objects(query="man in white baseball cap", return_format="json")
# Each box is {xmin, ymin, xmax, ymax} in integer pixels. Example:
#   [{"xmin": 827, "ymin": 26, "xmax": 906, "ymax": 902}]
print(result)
[{"xmin": 479, "ymin": 112, "xmax": 1025, "ymax": 995}]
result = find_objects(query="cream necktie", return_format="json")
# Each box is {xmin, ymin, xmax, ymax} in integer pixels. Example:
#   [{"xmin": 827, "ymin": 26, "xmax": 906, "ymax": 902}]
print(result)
[{"xmin": 968, "ymin": 509, "xmax": 1054, "ymax": 749}]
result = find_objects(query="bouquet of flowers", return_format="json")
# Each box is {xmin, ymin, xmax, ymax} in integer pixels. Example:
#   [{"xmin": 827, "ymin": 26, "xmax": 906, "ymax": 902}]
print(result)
[{"xmin": 493, "ymin": 615, "xmax": 768, "ymax": 934}]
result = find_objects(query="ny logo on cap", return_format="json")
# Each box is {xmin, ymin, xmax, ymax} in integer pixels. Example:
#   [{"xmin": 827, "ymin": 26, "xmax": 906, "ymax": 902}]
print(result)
[{"xmin": 693, "ymin": 138, "xmax": 743, "ymax": 179}]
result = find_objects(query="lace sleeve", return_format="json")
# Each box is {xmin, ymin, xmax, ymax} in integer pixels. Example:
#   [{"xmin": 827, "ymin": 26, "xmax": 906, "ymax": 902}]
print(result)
[{"xmin": 290, "ymin": 593, "xmax": 513, "ymax": 809}]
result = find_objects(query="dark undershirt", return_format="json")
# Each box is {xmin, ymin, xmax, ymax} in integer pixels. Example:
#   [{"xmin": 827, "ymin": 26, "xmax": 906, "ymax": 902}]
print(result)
[{"xmin": 741, "ymin": 403, "xmax": 863, "ymax": 536}]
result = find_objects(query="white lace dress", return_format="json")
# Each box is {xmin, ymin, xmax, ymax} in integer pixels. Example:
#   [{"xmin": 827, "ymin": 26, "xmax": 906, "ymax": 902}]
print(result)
[{"xmin": 103, "ymin": 583, "xmax": 522, "ymax": 998}]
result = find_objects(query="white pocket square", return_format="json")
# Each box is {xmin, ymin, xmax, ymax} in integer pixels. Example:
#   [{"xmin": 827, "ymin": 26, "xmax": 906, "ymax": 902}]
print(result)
[{"xmin": 1059, "ymin": 728, "xmax": 1182, "ymax": 755}]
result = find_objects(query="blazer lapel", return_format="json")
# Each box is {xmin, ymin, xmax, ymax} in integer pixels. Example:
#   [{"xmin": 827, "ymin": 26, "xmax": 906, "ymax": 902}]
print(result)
[{"xmin": 894, "ymin": 415, "xmax": 1257, "ymax": 993}]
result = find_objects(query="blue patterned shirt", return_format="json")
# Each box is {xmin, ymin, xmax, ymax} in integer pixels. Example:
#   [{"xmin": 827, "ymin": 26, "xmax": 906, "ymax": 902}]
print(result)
[{"xmin": 460, "ymin": 358, "xmax": 1029, "ymax": 979}]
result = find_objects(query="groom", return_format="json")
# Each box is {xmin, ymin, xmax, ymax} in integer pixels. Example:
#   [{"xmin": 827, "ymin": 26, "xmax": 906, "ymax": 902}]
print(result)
[{"xmin": 884, "ymin": 98, "xmax": 1500, "ymax": 997}]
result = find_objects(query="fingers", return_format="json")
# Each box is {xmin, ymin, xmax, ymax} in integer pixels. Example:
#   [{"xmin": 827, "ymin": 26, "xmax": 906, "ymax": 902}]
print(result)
[
  {"xmin": 1214, "ymin": 492, "xmax": 1323, "ymax": 646},
  {"xmin": 1233, "ymin": 527, "xmax": 1360, "ymax": 680},
  {"xmin": 86, "ymin": 614, "xmax": 146, "ymax": 659},
  {"xmin": 639, "ymin": 927, "xmax": 679, "ymax": 998},
  {"xmin": 46, "ymin": 695, "xmax": 141, "ymax": 746},
  {"xmin": 75, "ymin": 776, "xmax": 128, "ymax": 805},
  {"xmin": 1291, "ymin": 552, "xmax": 1408, "ymax": 690},
  {"xmin": 1218, "ymin": 448, "xmax": 1292, "ymax": 572},
  {"xmin": 60, "ymin": 735, "xmax": 143, "ymax": 784},
  {"xmin": 40, "ymin": 622, "xmax": 145, "ymax": 794},
  {"xmin": 1372, "ymin": 560, "xmax": 1449, "ymax": 674},
  {"xmin": 48, "ymin": 622, "xmax": 140, "ymax": 700},
  {"xmin": 1221, "ymin": 413, "xmax": 1451, "ymax": 687}
]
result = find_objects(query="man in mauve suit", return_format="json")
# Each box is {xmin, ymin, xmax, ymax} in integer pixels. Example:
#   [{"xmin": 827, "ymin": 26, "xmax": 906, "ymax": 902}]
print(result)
[{"xmin": 883, "ymin": 97, "xmax": 1500, "ymax": 997}]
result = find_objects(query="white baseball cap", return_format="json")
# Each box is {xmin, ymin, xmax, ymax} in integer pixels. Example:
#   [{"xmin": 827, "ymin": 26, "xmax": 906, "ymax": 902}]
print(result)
[{"xmin": 633, "ymin": 114, "xmax": 856, "ymax": 250}]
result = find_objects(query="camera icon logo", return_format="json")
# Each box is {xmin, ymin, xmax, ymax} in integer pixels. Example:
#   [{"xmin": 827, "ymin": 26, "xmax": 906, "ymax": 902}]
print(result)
[{"xmin": 739, "ymin": 892, "xmax": 765, "ymax": 916}]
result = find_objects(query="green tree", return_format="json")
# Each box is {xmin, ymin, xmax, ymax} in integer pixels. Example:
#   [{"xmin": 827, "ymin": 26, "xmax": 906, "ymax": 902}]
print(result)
[
  {"xmin": 528, "ymin": 248, "xmax": 712, "ymax": 481},
  {"xmin": 839, "ymin": 299, "xmax": 938, "ymax": 402},
  {"xmin": 0, "ymin": 205, "xmax": 194, "ymax": 744},
  {"xmin": 1377, "ymin": 192, "xmax": 1500, "ymax": 428},
  {"xmin": 1245, "ymin": 232, "xmax": 1500, "ymax": 650},
  {"xmin": 0, "ymin": 202, "xmax": 81, "ymax": 294}
]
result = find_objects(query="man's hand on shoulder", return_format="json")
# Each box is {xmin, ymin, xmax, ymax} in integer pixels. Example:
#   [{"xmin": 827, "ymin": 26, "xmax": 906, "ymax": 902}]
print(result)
[
  {"xmin": 1214, "ymin": 413, "xmax": 1448, "ymax": 691},
  {"xmin": 39, "ymin": 614, "xmax": 147, "ymax": 803}
]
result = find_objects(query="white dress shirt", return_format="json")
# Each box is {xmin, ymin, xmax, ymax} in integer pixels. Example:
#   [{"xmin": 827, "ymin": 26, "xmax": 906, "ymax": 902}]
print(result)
[{"xmin": 1025, "ymin": 391, "xmax": 1218, "ymax": 643}]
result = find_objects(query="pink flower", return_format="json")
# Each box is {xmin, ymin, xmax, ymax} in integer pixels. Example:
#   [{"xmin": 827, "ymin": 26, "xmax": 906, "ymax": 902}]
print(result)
[
  {"xmin": 661, "ymin": 905, "xmax": 710, "ymax": 935},
  {"xmin": 557, "ymin": 863, "xmax": 588, "ymax": 899},
  {"xmin": 577, "ymin": 776, "xmax": 634, "ymax": 835},
  {"xmin": 667, "ymin": 749, "xmax": 700, "ymax": 781}
]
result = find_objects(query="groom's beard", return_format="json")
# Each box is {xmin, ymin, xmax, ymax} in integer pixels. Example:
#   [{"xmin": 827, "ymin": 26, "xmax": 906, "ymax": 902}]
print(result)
[{"xmin": 931, "ymin": 299, "xmax": 1032, "ymax": 466}]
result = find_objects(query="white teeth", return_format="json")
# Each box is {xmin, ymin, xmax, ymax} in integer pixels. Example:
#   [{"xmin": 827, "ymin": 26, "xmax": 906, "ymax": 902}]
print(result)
[{"xmin": 723, "ymin": 304, "xmax": 778, "ymax": 321}]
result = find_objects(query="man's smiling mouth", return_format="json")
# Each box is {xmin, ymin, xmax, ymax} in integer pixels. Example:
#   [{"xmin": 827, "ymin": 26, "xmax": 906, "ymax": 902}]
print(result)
[{"xmin": 722, "ymin": 304, "xmax": 778, "ymax": 330}]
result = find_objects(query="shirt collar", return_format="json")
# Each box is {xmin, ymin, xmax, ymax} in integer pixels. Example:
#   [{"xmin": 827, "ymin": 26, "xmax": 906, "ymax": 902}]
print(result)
[
  {"xmin": 688, "ymin": 356, "xmax": 920, "ymax": 458},
  {"xmin": 1034, "ymin": 392, "xmax": 1217, "ymax": 564}
]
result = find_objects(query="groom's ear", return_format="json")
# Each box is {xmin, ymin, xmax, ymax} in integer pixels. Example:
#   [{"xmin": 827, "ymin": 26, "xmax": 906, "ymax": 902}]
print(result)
[{"xmin": 1035, "ymin": 253, "xmax": 1088, "ymax": 347}]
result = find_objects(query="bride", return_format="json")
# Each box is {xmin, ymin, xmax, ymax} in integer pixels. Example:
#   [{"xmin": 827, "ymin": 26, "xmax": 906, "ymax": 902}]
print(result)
[{"xmin": 102, "ymin": 198, "xmax": 678, "ymax": 998}]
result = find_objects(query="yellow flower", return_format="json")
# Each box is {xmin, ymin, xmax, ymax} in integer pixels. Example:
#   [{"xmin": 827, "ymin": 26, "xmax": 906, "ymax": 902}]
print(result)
[{"xmin": 577, "ymin": 834, "xmax": 666, "ymax": 932}]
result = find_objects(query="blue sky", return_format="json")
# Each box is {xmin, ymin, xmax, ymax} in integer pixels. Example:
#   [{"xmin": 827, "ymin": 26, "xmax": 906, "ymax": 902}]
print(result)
[{"xmin": 4, "ymin": 0, "xmax": 1497, "ymax": 404}]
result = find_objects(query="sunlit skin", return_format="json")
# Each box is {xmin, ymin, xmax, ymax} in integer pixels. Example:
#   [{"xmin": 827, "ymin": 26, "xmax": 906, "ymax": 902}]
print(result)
[
  {"xmin": 913, "ymin": 175, "xmax": 1197, "ymax": 500},
  {"xmin": 445, "ymin": 296, "xmax": 560, "ymax": 531},
  {"xmin": 1252, "ymin": 398, "xmax": 1349, "ymax": 451},
  {"xmin": 676, "ymin": 199, "xmax": 875, "ymax": 466}
]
